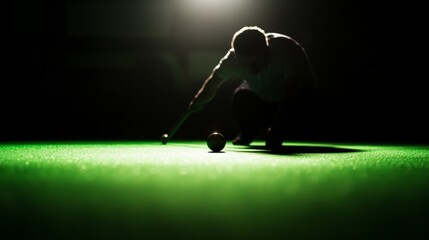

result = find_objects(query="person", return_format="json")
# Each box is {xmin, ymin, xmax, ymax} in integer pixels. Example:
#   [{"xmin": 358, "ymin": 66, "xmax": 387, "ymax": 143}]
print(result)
[{"xmin": 188, "ymin": 26, "xmax": 318, "ymax": 149}]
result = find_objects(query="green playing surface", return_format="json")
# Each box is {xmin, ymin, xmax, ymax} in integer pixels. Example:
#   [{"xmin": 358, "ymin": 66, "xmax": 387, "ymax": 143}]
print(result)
[{"xmin": 1, "ymin": 141, "xmax": 429, "ymax": 239}]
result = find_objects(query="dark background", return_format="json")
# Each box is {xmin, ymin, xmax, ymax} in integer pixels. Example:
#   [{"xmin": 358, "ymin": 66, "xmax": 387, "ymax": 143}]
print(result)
[{"xmin": 5, "ymin": 0, "xmax": 427, "ymax": 143}]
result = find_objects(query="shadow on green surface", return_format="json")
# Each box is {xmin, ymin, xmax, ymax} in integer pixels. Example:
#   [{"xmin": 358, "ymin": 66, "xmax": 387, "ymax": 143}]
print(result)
[{"xmin": 235, "ymin": 145, "xmax": 364, "ymax": 155}]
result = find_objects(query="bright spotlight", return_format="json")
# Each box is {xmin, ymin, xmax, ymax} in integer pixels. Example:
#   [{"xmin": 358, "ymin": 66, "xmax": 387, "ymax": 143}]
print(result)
[{"xmin": 178, "ymin": 0, "xmax": 252, "ymax": 21}]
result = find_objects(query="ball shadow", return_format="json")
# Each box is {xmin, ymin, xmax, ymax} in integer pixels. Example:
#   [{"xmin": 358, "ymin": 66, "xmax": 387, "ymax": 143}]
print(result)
[{"xmin": 235, "ymin": 145, "xmax": 364, "ymax": 155}]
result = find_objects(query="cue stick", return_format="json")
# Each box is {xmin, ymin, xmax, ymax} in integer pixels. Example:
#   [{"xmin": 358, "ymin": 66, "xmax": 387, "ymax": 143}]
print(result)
[{"xmin": 161, "ymin": 108, "xmax": 192, "ymax": 144}]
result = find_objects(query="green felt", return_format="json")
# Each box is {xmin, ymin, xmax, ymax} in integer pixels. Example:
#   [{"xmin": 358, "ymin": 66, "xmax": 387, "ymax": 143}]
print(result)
[{"xmin": 1, "ymin": 141, "xmax": 429, "ymax": 239}]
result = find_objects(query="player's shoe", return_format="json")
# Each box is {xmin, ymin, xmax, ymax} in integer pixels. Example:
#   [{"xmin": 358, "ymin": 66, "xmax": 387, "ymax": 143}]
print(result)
[
  {"xmin": 265, "ymin": 130, "xmax": 283, "ymax": 150},
  {"xmin": 265, "ymin": 138, "xmax": 283, "ymax": 150}
]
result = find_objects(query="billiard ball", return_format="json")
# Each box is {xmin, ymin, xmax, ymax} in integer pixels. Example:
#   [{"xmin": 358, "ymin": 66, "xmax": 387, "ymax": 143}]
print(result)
[
  {"xmin": 207, "ymin": 132, "xmax": 226, "ymax": 152},
  {"xmin": 161, "ymin": 134, "xmax": 168, "ymax": 145}
]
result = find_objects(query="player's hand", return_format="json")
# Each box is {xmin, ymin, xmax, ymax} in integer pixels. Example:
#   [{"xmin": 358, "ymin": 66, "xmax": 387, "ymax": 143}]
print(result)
[{"xmin": 188, "ymin": 98, "xmax": 204, "ymax": 113}]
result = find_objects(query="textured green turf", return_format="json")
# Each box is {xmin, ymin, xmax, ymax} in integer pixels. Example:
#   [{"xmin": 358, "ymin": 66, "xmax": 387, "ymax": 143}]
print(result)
[{"xmin": 1, "ymin": 141, "xmax": 429, "ymax": 239}]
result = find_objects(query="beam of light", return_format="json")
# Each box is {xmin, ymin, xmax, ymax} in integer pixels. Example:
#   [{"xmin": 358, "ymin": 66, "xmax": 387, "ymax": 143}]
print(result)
[
  {"xmin": 178, "ymin": 0, "xmax": 255, "ymax": 25},
  {"xmin": 180, "ymin": 0, "xmax": 248, "ymax": 13}
]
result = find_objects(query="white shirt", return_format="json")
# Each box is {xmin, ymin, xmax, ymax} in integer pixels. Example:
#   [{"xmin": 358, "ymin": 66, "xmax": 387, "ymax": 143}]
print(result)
[{"xmin": 215, "ymin": 33, "xmax": 318, "ymax": 102}]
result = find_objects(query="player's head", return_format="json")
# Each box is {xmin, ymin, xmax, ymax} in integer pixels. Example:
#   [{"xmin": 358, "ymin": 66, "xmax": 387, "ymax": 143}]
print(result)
[
  {"xmin": 231, "ymin": 26, "xmax": 269, "ymax": 74},
  {"xmin": 232, "ymin": 26, "xmax": 268, "ymax": 56}
]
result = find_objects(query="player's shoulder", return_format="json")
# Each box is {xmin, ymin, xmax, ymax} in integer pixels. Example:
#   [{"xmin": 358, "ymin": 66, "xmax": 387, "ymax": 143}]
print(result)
[
  {"xmin": 266, "ymin": 32, "xmax": 292, "ymax": 40},
  {"xmin": 220, "ymin": 48, "xmax": 235, "ymax": 62},
  {"xmin": 217, "ymin": 48, "xmax": 237, "ymax": 67},
  {"xmin": 266, "ymin": 32, "xmax": 302, "ymax": 50},
  {"xmin": 215, "ymin": 48, "xmax": 240, "ymax": 79}
]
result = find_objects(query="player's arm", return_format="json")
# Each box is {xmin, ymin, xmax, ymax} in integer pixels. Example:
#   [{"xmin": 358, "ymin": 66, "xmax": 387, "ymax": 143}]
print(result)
[{"xmin": 188, "ymin": 69, "xmax": 227, "ymax": 112}]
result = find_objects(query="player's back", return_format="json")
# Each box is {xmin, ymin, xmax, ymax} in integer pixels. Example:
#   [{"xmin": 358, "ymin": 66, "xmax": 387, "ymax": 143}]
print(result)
[{"xmin": 266, "ymin": 33, "xmax": 318, "ymax": 87}]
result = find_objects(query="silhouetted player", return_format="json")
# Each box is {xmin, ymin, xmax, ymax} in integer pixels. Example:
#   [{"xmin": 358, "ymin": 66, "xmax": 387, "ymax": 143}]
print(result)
[{"xmin": 189, "ymin": 26, "xmax": 318, "ymax": 149}]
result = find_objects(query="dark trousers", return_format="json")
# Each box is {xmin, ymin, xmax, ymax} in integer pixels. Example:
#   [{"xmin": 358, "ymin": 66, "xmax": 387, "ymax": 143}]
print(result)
[
  {"xmin": 232, "ymin": 84, "xmax": 279, "ymax": 138},
  {"xmin": 232, "ymin": 82, "xmax": 317, "ymax": 140}
]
